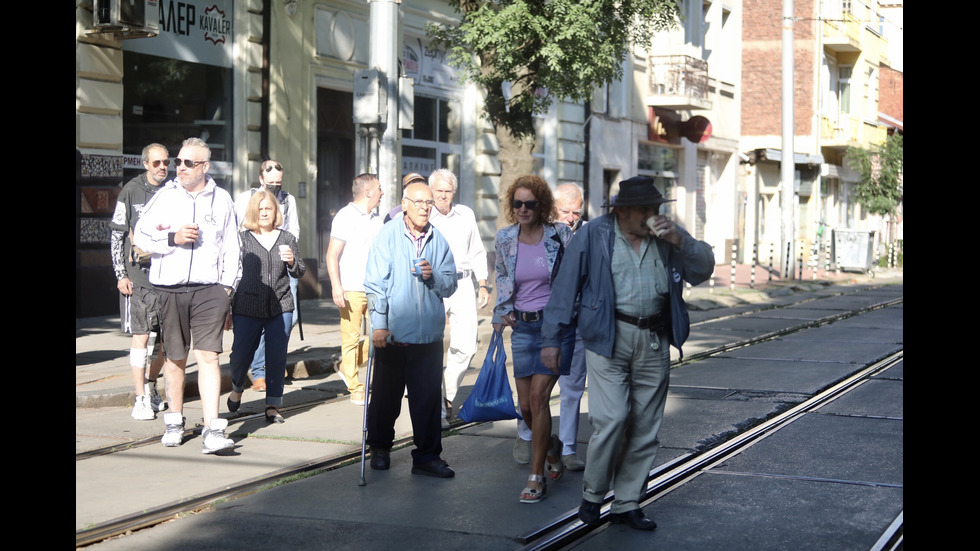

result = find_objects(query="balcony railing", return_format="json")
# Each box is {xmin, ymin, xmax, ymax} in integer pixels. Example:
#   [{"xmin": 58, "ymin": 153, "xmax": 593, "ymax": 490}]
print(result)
[{"xmin": 646, "ymin": 55, "xmax": 711, "ymax": 110}]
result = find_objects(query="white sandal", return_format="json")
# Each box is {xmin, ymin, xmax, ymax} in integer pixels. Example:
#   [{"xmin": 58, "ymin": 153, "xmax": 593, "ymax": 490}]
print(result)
[{"xmin": 520, "ymin": 474, "xmax": 547, "ymax": 503}]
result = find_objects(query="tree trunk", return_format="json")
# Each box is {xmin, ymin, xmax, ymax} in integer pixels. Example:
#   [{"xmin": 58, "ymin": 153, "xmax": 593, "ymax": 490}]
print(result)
[{"xmin": 493, "ymin": 124, "xmax": 536, "ymax": 230}]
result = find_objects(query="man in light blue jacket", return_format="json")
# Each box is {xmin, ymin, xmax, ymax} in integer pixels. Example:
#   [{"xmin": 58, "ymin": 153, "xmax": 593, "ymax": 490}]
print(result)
[{"xmin": 363, "ymin": 182, "xmax": 458, "ymax": 478}]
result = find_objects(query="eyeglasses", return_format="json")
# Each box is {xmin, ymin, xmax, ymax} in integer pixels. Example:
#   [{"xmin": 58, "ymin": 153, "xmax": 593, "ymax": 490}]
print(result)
[
  {"xmin": 264, "ymin": 163, "xmax": 283, "ymax": 173},
  {"xmin": 405, "ymin": 198, "xmax": 436, "ymax": 209},
  {"xmin": 511, "ymin": 199, "xmax": 538, "ymax": 211},
  {"xmin": 173, "ymin": 158, "xmax": 207, "ymax": 169},
  {"xmin": 149, "ymin": 159, "xmax": 171, "ymax": 168},
  {"xmin": 558, "ymin": 208, "xmax": 581, "ymax": 216}
]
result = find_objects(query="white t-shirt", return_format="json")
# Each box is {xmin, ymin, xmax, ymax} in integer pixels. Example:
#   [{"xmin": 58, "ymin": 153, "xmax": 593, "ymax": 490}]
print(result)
[{"xmin": 331, "ymin": 202, "xmax": 382, "ymax": 293}]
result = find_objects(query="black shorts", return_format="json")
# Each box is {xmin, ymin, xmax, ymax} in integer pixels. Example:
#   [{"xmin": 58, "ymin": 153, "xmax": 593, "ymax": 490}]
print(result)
[
  {"xmin": 119, "ymin": 284, "xmax": 161, "ymax": 337},
  {"xmin": 157, "ymin": 284, "xmax": 229, "ymax": 361}
]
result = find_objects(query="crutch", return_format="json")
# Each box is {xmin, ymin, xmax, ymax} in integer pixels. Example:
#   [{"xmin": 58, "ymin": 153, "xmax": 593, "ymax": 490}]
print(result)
[{"xmin": 358, "ymin": 295, "xmax": 377, "ymax": 486}]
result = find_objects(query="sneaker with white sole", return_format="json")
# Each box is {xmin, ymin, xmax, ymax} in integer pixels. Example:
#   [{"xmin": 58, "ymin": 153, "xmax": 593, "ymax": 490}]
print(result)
[
  {"xmin": 514, "ymin": 436, "xmax": 532, "ymax": 464},
  {"xmin": 145, "ymin": 381, "xmax": 168, "ymax": 412},
  {"xmin": 131, "ymin": 395, "xmax": 155, "ymax": 421},
  {"xmin": 201, "ymin": 418, "xmax": 235, "ymax": 454},
  {"xmin": 161, "ymin": 412, "xmax": 185, "ymax": 447}
]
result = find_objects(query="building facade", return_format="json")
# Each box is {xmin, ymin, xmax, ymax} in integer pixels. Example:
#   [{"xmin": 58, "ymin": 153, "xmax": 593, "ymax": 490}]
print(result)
[
  {"xmin": 739, "ymin": 0, "xmax": 895, "ymax": 273},
  {"xmin": 585, "ymin": 0, "xmax": 743, "ymax": 265}
]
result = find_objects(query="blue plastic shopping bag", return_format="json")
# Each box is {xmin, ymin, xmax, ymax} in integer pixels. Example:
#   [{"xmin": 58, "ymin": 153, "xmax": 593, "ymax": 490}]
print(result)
[{"xmin": 457, "ymin": 331, "xmax": 522, "ymax": 422}]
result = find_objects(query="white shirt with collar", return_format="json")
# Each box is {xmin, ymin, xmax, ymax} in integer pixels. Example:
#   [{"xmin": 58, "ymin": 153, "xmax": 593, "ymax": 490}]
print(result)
[{"xmin": 429, "ymin": 203, "xmax": 488, "ymax": 282}]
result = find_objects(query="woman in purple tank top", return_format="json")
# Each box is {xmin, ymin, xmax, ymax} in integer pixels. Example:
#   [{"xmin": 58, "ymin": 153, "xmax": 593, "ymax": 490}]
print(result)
[{"xmin": 492, "ymin": 175, "xmax": 574, "ymax": 504}]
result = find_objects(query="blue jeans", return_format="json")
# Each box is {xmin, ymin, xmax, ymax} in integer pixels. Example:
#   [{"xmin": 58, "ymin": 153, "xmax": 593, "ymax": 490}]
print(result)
[
  {"xmin": 231, "ymin": 312, "xmax": 292, "ymax": 407},
  {"xmin": 249, "ymin": 276, "xmax": 299, "ymax": 380}
]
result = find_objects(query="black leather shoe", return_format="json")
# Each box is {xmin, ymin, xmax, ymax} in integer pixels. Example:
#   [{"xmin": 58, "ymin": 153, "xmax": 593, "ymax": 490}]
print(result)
[
  {"xmin": 370, "ymin": 448, "xmax": 390, "ymax": 470},
  {"xmin": 609, "ymin": 509, "xmax": 657, "ymax": 531},
  {"xmin": 411, "ymin": 459, "xmax": 455, "ymax": 478},
  {"xmin": 579, "ymin": 499, "xmax": 602, "ymax": 526}
]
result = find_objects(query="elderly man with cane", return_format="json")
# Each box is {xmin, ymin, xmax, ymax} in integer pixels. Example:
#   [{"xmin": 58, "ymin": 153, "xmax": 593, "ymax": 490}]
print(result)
[{"xmin": 362, "ymin": 182, "xmax": 458, "ymax": 478}]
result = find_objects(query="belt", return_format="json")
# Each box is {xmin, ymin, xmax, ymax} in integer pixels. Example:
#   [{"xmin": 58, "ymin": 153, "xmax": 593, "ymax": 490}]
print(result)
[
  {"xmin": 456, "ymin": 269, "xmax": 473, "ymax": 279},
  {"xmin": 514, "ymin": 309, "xmax": 544, "ymax": 322},
  {"xmin": 614, "ymin": 310, "xmax": 664, "ymax": 331}
]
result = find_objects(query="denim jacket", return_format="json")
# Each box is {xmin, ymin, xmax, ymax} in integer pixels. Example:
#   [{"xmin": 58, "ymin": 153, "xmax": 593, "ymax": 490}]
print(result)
[
  {"xmin": 541, "ymin": 213, "xmax": 714, "ymax": 358},
  {"xmin": 493, "ymin": 222, "xmax": 573, "ymax": 324}
]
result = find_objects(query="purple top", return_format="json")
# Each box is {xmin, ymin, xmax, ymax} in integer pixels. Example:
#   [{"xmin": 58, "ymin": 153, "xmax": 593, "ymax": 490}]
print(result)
[{"xmin": 513, "ymin": 239, "xmax": 551, "ymax": 312}]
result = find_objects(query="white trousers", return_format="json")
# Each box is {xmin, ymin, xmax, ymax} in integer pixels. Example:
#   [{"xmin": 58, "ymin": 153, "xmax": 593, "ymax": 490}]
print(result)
[{"xmin": 442, "ymin": 277, "xmax": 478, "ymax": 414}]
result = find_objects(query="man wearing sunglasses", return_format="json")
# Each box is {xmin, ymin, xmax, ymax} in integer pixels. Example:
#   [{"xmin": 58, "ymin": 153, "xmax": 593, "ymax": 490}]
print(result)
[
  {"xmin": 110, "ymin": 143, "xmax": 171, "ymax": 421},
  {"xmin": 134, "ymin": 137, "xmax": 242, "ymax": 454},
  {"xmin": 234, "ymin": 160, "xmax": 300, "ymax": 392}
]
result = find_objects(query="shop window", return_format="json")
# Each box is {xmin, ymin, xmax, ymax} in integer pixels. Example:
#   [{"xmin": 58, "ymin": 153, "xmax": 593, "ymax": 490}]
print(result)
[
  {"xmin": 122, "ymin": 51, "xmax": 234, "ymax": 191},
  {"xmin": 402, "ymin": 96, "xmax": 460, "ymax": 144}
]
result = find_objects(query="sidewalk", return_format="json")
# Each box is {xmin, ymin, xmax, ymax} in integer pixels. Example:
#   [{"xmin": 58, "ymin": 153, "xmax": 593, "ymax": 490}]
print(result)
[{"xmin": 75, "ymin": 264, "xmax": 902, "ymax": 446}]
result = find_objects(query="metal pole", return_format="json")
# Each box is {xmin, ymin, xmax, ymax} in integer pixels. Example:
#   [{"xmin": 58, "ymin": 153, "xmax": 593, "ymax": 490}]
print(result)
[
  {"xmin": 368, "ymin": 0, "xmax": 400, "ymax": 215},
  {"xmin": 781, "ymin": 0, "xmax": 796, "ymax": 279}
]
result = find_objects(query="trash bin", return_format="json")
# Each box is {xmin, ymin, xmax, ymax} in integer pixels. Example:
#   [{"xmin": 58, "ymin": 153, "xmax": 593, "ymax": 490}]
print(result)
[{"xmin": 832, "ymin": 229, "xmax": 876, "ymax": 276}]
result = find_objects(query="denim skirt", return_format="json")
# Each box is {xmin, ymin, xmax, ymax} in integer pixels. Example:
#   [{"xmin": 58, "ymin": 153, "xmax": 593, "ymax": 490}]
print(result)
[{"xmin": 510, "ymin": 318, "xmax": 575, "ymax": 378}]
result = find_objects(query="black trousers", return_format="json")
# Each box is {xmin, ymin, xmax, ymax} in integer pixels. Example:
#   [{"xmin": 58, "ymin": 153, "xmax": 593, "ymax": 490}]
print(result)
[{"xmin": 366, "ymin": 341, "xmax": 444, "ymax": 465}]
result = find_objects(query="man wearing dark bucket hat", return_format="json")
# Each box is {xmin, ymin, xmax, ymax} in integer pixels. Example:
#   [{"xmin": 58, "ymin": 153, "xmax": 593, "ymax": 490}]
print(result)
[{"xmin": 540, "ymin": 176, "xmax": 714, "ymax": 530}]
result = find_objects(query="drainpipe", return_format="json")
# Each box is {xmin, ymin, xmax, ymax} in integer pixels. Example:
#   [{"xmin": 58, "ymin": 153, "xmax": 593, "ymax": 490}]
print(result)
[
  {"xmin": 260, "ymin": 0, "xmax": 271, "ymax": 160},
  {"xmin": 583, "ymin": 100, "xmax": 591, "ymax": 220}
]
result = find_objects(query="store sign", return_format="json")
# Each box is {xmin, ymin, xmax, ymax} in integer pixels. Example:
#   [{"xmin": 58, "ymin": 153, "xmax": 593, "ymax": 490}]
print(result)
[
  {"xmin": 124, "ymin": 0, "xmax": 233, "ymax": 68},
  {"xmin": 402, "ymin": 156, "xmax": 436, "ymax": 177},
  {"xmin": 403, "ymin": 37, "xmax": 461, "ymax": 89}
]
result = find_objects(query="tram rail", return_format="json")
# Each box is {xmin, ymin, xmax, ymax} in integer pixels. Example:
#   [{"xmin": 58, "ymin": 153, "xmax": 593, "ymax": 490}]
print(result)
[
  {"xmin": 518, "ymin": 350, "xmax": 903, "ymax": 550},
  {"xmin": 76, "ymin": 285, "xmax": 902, "ymax": 548}
]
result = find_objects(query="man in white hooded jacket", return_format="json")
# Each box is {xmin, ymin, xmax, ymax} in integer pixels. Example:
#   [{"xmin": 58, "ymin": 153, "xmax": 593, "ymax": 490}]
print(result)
[{"xmin": 134, "ymin": 137, "xmax": 242, "ymax": 454}]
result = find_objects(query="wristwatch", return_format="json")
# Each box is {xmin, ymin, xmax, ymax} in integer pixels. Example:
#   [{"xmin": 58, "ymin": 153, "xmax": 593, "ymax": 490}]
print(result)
[{"xmin": 480, "ymin": 284, "xmax": 492, "ymax": 293}]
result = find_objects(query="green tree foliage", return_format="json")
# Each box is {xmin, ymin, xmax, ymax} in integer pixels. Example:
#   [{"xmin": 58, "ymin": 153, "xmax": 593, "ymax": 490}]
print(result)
[
  {"xmin": 427, "ymin": 1, "xmax": 679, "ymax": 226},
  {"xmin": 428, "ymin": 1, "xmax": 679, "ymax": 139},
  {"xmin": 846, "ymin": 134, "xmax": 903, "ymax": 216}
]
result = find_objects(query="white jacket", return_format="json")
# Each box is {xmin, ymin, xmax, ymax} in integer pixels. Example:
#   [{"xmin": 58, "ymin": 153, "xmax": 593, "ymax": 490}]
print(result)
[{"xmin": 133, "ymin": 177, "xmax": 242, "ymax": 290}]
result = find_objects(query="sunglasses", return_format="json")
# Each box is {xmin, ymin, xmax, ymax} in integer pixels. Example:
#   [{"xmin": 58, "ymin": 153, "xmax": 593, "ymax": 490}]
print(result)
[
  {"xmin": 264, "ymin": 163, "xmax": 283, "ymax": 172},
  {"xmin": 173, "ymin": 158, "xmax": 207, "ymax": 168},
  {"xmin": 149, "ymin": 159, "xmax": 171, "ymax": 168},
  {"xmin": 511, "ymin": 199, "xmax": 538, "ymax": 211}
]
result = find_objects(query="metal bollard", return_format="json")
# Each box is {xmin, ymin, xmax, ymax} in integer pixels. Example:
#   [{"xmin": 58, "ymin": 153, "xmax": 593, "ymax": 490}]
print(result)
[
  {"xmin": 730, "ymin": 242, "xmax": 737, "ymax": 290},
  {"xmin": 768, "ymin": 242, "xmax": 774, "ymax": 286}
]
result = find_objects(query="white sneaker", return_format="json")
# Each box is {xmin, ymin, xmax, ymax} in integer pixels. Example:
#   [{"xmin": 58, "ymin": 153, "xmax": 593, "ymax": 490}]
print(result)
[
  {"xmin": 201, "ymin": 418, "xmax": 235, "ymax": 455},
  {"xmin": 145, "ymin": 381, "xmax": 168, "ymax": 412},
  {"xmin": 131, "ymin": 395, "xmax": 155, "ymax": 421},
  {"xmin": 161, "ymin": 412, "xmax": 185, "ymax": 447},
  {"xmin": 513, "ymin": 436, "xmax": 532, "ymax": 465}
]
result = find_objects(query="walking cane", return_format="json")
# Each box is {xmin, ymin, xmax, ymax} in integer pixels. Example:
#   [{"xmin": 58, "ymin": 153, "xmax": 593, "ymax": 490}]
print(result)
[{"xmin": 358, "ymin": 295, "xmax": 376, "ymax": 486}]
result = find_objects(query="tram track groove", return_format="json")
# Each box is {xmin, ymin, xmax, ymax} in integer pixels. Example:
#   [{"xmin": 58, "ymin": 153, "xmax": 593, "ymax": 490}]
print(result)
[
  {"xmin": 76, "ymin": 285, "xmax": 902, "ymax": 548},
  {"xmin": 518, "ymin": 350, "xmax": 903, "ymax": 550}
]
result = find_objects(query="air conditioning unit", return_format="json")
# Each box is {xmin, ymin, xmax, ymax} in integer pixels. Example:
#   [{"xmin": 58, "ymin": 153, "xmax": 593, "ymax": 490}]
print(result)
[{"xmin": 91, "ymin": 0, "xmax": 160, "ymax": 39}]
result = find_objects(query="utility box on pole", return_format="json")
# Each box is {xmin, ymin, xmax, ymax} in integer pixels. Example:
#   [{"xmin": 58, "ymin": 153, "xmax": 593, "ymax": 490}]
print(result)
[{"xmin": 353, "ymin": 68, "xmax": 388, "ymax": 125}]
